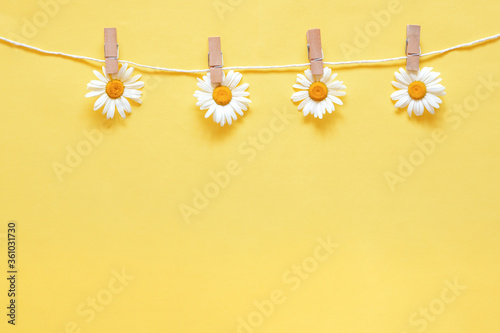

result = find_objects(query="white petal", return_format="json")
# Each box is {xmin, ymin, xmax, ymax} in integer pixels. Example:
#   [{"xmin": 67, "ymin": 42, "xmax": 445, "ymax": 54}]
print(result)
[
  {"xmin": 233, "ymin": 91, "xmax": 249, "ymax": 97},
  {"xmin": 219, "ymin": 108, "xmax": 226, "ymax": 126},
  {"xmin": 230, "ymin": 101, "xmax": 244, "ymax": 116},
  {"xmin": 87, "ymin": 83, "xmax": 106, "ymax": 90},
  {"xmin": 391, "ymin": 89, "xmax": 408, "ymax": 100},
  {"xmin": 122, "ymin": 90, "xmax": 142, "ymax": 99},
  {"xmin": 214, "ymin": 105, "xmax": 224, "ymax": 124},
  {"xmin": 122, "ymin": 66, "xmax": 134, "ymax": 82},
  {"xmin": 321, "ymin": 67, "xmax": 332, "ymax": 83},
  {"xmin": 328, "ymin": 95, "xmax": 343, "ymax": 105},
  {"xmin": 233, "ymin": 83, "xmax": 249, "ymax": 92},
  {"xmin": 232, "ymin": 99, "xmax": 248, "ymax": 111},
  {"xmin": 93, "ymin": 70, "xmax": 109, "ymax": 83},
  {"xmin": 197, "ymin": 78, "xmax": 214, "ymax": 92},
  {"xmin": 107, "ymin": 99, "xmax": 116, "ymax": 119},
  {"xmin": 120, "ymin": 96, "xmax": 132, "ymax": 113},
  {"xmin": 233, "ymin": 96, "xmax": 251, "ymax": 105},
  {"xmin": 116, "ymin": 98, "xmax": 126, "ymax": 118},
  {"xmin": 116, "ymin": 63, "xmax": 128, "ymax": 81},
  {"xmin": 124, "ymin": 74, "xmax": 142, "ymax": 85},
  {"xmin": 304, "ymin": 69, "xmax": 314, "ymax": 83},
  {"xmin": 195, "ymin": 97, "xmax": 212, "ymax": 105},
  {"xmin": 125, "ymin": 81, "xmax": 145, "ymax": 90},
  {"xmin": 426, "ymin": 93, "xmax": 442, "ymax": 106},
  {"xmin": 416, "ymin": 100, "xmax": 425, "ymax": 116},
  {"xmin": 202, "ymin": 74, "xmax": 212, "ymax": 86},
  {"xmin": 293, "ymin": 84, "xmax": 309, "ymax": 90},
  {"xmin": 425, "ymin": 78, "xmax": 442, "ymax": 87},
  {"xmin": 200, "ymin": 99, "xmax": 215, "ymax": 110},
  {"xmin": 194, "ymin": 90, "xmax": 212, "ymax": 99},
  {"xmin": 297, "ymin": 97, "xmax": 310, "ymax": 111},
  {"xmin": 325, "ymin": 99, "xmax": 333, "ymax": 113},
  {"xmin": 228, "ymin": 104, "xmax": 237, "ymax": 120},
  {"xmin": 315, "ymin": 102, "xmax": 323, "ymax": 117},
  {"xmin": 423, "ymin": 72, "xmax": 440, "ymax": 85},
  {"xmin": 311, "ymin": 102, "xmax": 319, "ymax": 117},
  {"xmin": 398, "ymin": 68, "xmax": 412, "ymax": 84},
  {"xmin": 85, "ymin": 90, "xmax": 105, "ymax": 98},
  {"xmin": 408, "ymin": 71, "xmax": 418, "ymax": 81},
  {"xmin": 412, "ymin": 100, "xmax": 420, "ymax": 116},
  {"xmin": 204, "ymin": 103, "xmax": 217, "ymax": 118},
  {"xmin": 394, "ymin": 94, "xmax": 411, "ymax": 108},
  {"xmin": 303, "ymin": 100, "xmax": 313, "ymax": 116},
  {"xmin": 327, "ymin": 80, "xmax": 344, "ymax": 90},
  {"xmin": 395, "ymin": 72, "xmax": 409, "ymax": 85},
  {"xmin": 329, "ymin": 90, "xmax": 346, "ymax": 97},
  {"xmin": 408, "ymin": 99, "xmax": 415, "ymax": 117},
  {"xmin": 421, "ymin": 98, "xmax": 434, "ymax": 114},
  {"xmin": 224, "ymin": 107, "xmax": 233, "ymax": 126},
  {"xmin": 426, "ymin": 84, "xmax": 446, "ymax": 93},
  {"xmin": 228, "ymin": 72, "xmax": 243, "ymax": 90},
  {"xmin": 128, "ymin": 96, "xmax": 142, "ymax": 104},
  {"xmin": 417, "ymin": 67, "xmax": 432, "ymax": 82},
  {"xmin": 195, "ymin": 96, "xmax": 210, "ymax": 106},
  {"xmin": 90, "ymin": 80, "xmax": 106, "ymax": 87},
  {"xmin": 392, "ymin": 81, "xmax": 408, "ymax": 90},
  {"xmin": 222, "ymin": 70, "xmax": 233, "ymax": 87},
  {"xmin": 102, "ymin": 98, "xmax": 111, "ymax": 115},
  {"xmin": 93, "ymin": 94, "xmax": 108, "ymax": 111},
  {"xmin": 423, "ymin": 95, "xmax": 438, "ymax": 108},
  {"xmin": 291, "ymin": 91, "xmax": 308, "ymax": 102},
  {"xmin": 296, "ymin": 74, "xmax": 311, "ymax": 88},
  {"xmin": 325, "ymin": 73, "xmax": 338, "ymax": 85},
  {"xmin": 317, "ymin": 105, "xmax": 323, "ymax": 119}
]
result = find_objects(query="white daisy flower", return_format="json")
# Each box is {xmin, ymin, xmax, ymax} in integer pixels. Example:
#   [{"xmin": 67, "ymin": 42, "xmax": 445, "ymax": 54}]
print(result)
[
  {"xmin": 391, "ymin": 67, "xmax": 446, "ymax": 117},
  {"xmin": 291, "ymin": 67, "xmax": 346, "ymax": 119},
  {"xmin": 193, "ymin": 70, "xmax": 251, "ymax": 126},
  {"xmin": 85, "ymin": 63, "xmax": 144, "ymax": 119}
]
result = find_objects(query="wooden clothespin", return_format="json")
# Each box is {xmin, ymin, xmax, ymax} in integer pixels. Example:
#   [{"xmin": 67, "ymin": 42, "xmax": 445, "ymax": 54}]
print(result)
[
  {"xmin": 307, "ymin": 29, "xmax": 323, "ymax": 77},
  {"xmin": 208, "ymin": 37, "xmax": 223, "ymax": 85},
  {"xmin": 406, "ymin": 25, "xmax": 421, "ymax": 72},
  {"xmin": 104, "ymin": 28, "xmax": 119, "ymax": 74}
]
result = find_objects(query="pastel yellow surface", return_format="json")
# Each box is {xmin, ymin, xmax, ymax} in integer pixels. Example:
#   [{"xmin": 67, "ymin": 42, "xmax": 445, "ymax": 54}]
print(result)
[{"xmin": 1, "ymin": 0, "xmax": 499, "ymax": 332}]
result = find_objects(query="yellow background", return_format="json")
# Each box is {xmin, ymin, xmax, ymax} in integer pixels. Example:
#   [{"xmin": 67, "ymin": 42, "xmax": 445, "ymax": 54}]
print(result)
[{"xmin": 1, "ymin": 0, "xmax": 499, "ymax": 332}]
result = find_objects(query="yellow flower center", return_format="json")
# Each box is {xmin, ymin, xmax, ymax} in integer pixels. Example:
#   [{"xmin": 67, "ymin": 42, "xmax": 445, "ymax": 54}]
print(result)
[
  {"xmin": 308, "ymin": 82, "xmax": 328, "ymax": 101},
  {"xmin": 212, "ymin": 86, "xmax": 232, "ymax": 106},
  {"xmin": 408, "ymin": 81, "xmax": 427, "ymax": 100},
  {"xmin": 106, "ymin": 80, "xmax": 125, "ymax": 99}
]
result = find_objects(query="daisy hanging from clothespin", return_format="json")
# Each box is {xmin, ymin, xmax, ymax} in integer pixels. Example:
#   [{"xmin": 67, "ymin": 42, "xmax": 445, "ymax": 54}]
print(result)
[
  {"xmin": 85, "ymin": 28, "xmax": 144, "ymax": 119},
  {"xmin": 291, "ymin": 28, "xmax": 346, "ymax": 119},
  {"xmin": 391, "ymin": 25, "xmax": 446, "ymax": 117},
  {"xmin": 193, "ymin": 36, "xmax": 251, "ymax": 127}
]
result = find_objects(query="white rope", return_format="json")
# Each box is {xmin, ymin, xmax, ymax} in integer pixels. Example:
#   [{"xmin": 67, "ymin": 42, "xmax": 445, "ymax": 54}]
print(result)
[{"xmin": 1, "ymin": 33, "xmax": 499, "ymax": 73}]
